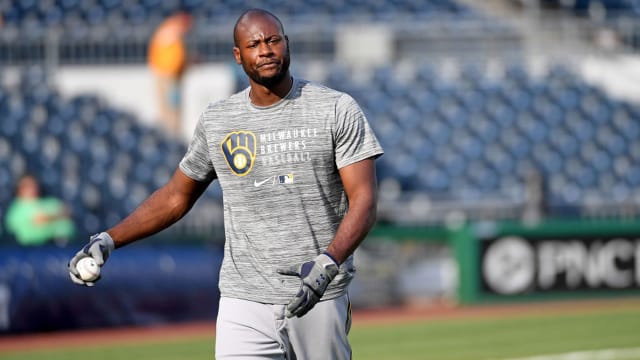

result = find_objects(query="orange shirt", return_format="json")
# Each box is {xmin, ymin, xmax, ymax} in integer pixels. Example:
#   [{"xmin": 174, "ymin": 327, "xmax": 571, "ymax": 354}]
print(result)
[{"xmin": 148, "ymin": 13, "xmax": 192, "ymax": 77}]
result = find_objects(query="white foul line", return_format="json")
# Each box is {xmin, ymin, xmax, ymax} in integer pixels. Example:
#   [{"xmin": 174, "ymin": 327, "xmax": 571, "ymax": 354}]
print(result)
[{"xmin": 504, "ymin": 347, "xmax": 640, "ymax": 360}]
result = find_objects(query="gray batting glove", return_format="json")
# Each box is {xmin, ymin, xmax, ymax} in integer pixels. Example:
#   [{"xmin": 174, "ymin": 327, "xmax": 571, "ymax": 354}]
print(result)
[
  {"xmin": 68, "ymin": 232, "xmax": 115, "ymax": 287},
  {"xmin": 277, "ymin": 253, "xmax": 339, "ymax": 318}
]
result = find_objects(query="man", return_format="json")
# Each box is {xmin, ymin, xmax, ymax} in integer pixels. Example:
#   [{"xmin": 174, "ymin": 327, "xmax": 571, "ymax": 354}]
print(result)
[
  {"xmin": 147, "ymin": 11, "xmax": 193, "ymax": 135},
  {"xmin": 68, "ymin": 8, "xmax": 383, "ymax": 359},
  {"xmin": 6, "ymin": 174, "xmax": 75, "ymax": 246}
]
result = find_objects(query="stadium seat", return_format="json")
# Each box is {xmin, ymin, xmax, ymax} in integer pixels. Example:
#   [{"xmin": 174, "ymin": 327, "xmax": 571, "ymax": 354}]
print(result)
[
  {"xmin": 316, "ymin": 60, "xmax": 640, "ymax": 218},
  {"xmin": 0, "ymin": 66, "xmax": 202, "ymax": 241},
  {"xmin": 0, "ymin": 0, "xmax": 491, "ymax": 37}
]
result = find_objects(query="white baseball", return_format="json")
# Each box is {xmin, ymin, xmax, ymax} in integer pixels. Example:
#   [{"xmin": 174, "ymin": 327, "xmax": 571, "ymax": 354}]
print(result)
[{"xmin": 76, "ymin": 257, "xmax": 101, "ymax": 282}]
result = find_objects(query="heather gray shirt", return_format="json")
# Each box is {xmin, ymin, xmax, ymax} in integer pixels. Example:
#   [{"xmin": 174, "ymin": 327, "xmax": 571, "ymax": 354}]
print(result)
[{"xmin": 179, "ymin": 78, "xmax": 384, "ymax": 304}]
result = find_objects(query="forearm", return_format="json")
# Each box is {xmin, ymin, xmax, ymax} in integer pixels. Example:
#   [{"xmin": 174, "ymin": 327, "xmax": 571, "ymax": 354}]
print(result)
[
  {"xmin": 107, "ymin": 186, "xmax": 192, "ymax": 248},
  {"xmin": 326, "ymin": 199, "xmax": 377, "ymax": 265}
]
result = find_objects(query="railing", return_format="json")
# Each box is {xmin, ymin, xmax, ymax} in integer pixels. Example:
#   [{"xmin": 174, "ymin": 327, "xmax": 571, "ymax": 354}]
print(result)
[{"xmin": 0, "ymin": 15, "xmax": 523, "ymax": 66}]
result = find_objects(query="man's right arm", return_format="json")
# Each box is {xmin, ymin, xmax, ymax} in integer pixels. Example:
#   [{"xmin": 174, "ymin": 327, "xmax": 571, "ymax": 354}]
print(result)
[
  {"xmin": 69, "ymin": 168, "xmax": 211, "ymax": 286},
  {"xmin": 107, "ymin": 167, "xmax": 211, "ymax": 248}
]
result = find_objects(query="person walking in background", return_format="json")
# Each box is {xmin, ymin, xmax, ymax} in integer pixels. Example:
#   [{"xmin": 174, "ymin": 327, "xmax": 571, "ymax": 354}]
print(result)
[
  {"xmin": 5, "ymin": 174, "xmax": 75, "ymax": 246},
  {"xmin": 69, "ymin": 8, "xmax": 383, "ymax": 359},
  {"xmin": 147, "ymin": 11, "xmax": 193, "ymax": 135}
]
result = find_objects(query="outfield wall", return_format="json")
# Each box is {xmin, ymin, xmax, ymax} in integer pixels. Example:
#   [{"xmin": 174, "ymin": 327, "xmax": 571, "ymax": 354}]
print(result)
[
  {"xmin": 2, "ymin": 219, "xmax": 639, "ymax": 334},
  {"xmin": 0, "ymin": 244, "xmax": 223, "ymax": 334},
  {"xmin": 368, "ymin": 219, "xmax": 640, "ymax": 305},
  {"xmin": 473, "ymin": 219, "xmax": 640, "ymax": 303}
]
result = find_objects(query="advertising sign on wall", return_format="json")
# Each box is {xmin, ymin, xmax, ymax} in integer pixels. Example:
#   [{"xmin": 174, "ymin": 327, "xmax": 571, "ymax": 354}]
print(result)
[{"xmin": 481, "ymin": 235, "xmax": 640, "ymax": 296}]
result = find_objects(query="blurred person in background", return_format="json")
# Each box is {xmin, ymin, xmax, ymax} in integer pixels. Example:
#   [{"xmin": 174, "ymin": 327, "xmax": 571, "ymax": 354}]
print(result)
[
  {"xmin": 5, "ymin": 174, "xmax": 75, "ymax": 246},
  {"xmin": 69, "ymin": 8, "xmax": 383, "ymax": 359},
  {"xmin": 147, "ymin": 11, "xmax": 193, "ymax": 136}
]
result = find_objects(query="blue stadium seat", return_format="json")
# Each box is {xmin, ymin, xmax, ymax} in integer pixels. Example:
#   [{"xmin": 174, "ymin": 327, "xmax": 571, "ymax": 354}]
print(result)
[
  {"xmin": 322, "ymin": 61, "xmax": 640, "ymax": 217},
  {"xmin": 0, "ymin": 66, "xmax": 203, "ymax": 240},
  {"xmin": 0, "ymin": 0, "xmax": 494, "ymax": 47}
]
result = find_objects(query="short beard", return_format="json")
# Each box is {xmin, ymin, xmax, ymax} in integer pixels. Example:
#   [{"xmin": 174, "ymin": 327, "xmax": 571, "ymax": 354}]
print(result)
[{"xmin": 242, "ymin": 50, "xmax": 291, "ymax": 88}]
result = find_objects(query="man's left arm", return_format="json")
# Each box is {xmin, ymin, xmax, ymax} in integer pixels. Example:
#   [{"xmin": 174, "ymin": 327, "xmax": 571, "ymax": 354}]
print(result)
[
  {"xmin": 277, "ymin": 157, "xmax": 378, "ymax": 317},
  {"xmin": 277, "ymin": 93, "xmax": 382, "ymax": 318},
  {"xmin": 326, "ymin": 157, "xmax": 378, "ymax": 264}
]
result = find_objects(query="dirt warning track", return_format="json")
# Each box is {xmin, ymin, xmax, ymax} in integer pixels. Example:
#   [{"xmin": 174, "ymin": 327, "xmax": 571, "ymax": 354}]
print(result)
[{"xmin": 1, "ymin": 297, "xmax": 639, "ymax": 353}]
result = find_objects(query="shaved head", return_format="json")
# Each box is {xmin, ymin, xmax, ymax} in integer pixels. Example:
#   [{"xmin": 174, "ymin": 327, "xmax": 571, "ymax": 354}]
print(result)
[
  {"xmin": 232, "ymin": 8, "xmax": 291, "ymax": 90},
  {"xmin": 233, "ymin": 9, "xmax": 285, "ymax": 47}
]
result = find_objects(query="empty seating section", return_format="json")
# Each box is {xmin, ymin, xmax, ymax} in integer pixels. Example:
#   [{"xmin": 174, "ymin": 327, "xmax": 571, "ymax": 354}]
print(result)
[
  {"xmin": 322, "ymin": 62, "xmax": 640, "ymax": 216},
  {"xmin": 0, "ymin": 66, "xmax": 193, "ymax": 238},
  {"xmin": 0, "ymin": 0, "xmax": 513, "ymax": 66},
  {"xmin": 0, "ymin": 0, "xmax": 474, "ymax": 30}
]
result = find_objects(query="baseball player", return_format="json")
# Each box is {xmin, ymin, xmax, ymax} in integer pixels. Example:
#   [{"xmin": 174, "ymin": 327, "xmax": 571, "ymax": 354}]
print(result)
[{"xmin": 68, "ymin": 8, "xmax": 384, "ymax": 359}]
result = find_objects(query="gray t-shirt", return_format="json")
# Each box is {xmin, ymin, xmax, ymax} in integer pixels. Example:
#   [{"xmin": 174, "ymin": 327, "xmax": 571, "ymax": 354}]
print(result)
[{"xmin": 179, "ymin": 78, "xmax": 384, "ymax": 304}]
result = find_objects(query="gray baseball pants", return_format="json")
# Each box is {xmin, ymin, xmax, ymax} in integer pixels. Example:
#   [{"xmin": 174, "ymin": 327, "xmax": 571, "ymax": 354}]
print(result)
[{"xmin": 215, "ymin": 294, "xmax": 352, "ymax": 359}]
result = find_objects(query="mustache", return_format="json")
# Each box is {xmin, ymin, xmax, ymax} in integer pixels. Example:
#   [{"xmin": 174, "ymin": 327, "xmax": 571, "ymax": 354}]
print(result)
[{"xmin": 257, "ymin": 59, "xmax": 281, "ymax": 68}]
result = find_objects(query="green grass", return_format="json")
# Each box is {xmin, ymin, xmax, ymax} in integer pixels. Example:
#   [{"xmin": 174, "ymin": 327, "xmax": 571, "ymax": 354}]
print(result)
[
  {"xmin": 350, "ymin": 308, "xmax": 640, "ymax": 359},
  {"xmin": 3, "ymin": 306, "xmax": 640, "ymax": 360}
]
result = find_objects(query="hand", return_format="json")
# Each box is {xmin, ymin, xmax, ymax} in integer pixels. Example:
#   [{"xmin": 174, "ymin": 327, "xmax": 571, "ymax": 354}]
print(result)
[
  {"xmin": 68, "ymin": 232, "xmax": 115, "ymax": 287},
  {"xmin": 277, "ymin": 253, "xmax": 339, "ymax": 318}
]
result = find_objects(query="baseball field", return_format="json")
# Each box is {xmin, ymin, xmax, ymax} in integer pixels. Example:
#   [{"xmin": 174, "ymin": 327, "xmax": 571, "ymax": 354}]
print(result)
[{"xmin": 1, "ymin": 298, "xmax": 639, "ymax": 360}]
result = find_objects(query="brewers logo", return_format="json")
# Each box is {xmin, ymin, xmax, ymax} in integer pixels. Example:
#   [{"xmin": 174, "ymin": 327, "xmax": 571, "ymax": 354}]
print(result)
[{"xmin": 220, "ymin": 131, "xmax": 256, "ymax": 176}]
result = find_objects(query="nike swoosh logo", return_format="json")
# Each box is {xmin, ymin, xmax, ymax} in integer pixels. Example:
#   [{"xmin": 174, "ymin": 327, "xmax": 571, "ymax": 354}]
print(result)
[{"xmin": 254, "ymin": 176, "xmax": 274, "ymax": 187}]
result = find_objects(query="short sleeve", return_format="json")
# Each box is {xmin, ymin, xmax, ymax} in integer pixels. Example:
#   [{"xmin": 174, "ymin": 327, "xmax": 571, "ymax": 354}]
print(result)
[
  {"xmin": 334, "ymin": 94, "xmax": 384, "ymax": 169},
  {"xmin": 179, "ymin": 113, "xmax": 217, "ymax": 182}
]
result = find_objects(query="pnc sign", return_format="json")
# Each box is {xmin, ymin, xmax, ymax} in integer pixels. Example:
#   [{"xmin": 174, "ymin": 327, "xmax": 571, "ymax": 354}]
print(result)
[{"xmin": 481, "ymin": 235, "xmax": 640, "ymax": 296}]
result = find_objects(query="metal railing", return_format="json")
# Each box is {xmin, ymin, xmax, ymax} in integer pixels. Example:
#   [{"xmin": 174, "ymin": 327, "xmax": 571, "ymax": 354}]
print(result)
[
  {"xmin": 0, "ymin": 9, "xmax": 638, "ymax": 67},
  {"xmin": 0, "ymin": 15, "xmax": 523, "ymax": 67}
]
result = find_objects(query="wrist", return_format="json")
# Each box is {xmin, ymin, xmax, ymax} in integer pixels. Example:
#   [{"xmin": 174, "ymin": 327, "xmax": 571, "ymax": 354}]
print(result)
[
  {"xmin": 94, "ymin": 232, "xmax": 115, "ymax": 252},
  {"xmin": 321, "ymin": 251, "xmax": 338, "ymax": 266}
]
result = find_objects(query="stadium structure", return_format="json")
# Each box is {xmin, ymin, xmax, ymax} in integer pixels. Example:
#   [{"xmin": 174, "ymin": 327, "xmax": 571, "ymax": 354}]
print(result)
[{"xmin": 1, "ymin": 0, "xmax": 640, "ymax": 332}]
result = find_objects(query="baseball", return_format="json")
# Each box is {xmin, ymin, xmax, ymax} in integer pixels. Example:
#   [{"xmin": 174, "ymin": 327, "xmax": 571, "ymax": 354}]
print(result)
[{"xmin": 76, "ymin": 257, "xmax": 101, "ymax": 282}]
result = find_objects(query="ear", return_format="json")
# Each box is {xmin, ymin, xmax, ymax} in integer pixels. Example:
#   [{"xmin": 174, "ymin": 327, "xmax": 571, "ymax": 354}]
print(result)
[{"xmin": 233, "ymin": 47, "xmax": 241, "ymax": 65}]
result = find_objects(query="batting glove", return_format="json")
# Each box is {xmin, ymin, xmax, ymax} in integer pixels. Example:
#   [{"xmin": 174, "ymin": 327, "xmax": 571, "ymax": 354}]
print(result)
[
  {"xmin": 68, "ymin": 232, "xmax": 115, "ymax": 287},
  {"xmin": 277, "ymin": 253, "xmax": 339, "ymax": 318}
]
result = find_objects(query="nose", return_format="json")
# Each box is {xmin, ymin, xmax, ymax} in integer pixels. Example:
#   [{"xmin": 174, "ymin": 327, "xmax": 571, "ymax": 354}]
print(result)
[{"xmin": 258, "ymin": 41, "xmax": 273, "ymax": 56}]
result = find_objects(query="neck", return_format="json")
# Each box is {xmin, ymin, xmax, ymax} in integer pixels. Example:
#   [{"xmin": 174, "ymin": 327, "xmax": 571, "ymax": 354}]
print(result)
[{"xmin": 249, "ymin": 74, "xmax": 293, "ymax": 106}]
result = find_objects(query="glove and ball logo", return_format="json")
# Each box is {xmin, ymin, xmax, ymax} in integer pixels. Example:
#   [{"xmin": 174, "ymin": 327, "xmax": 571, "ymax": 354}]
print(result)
[
  {"xmin": 220, "ymin": 131, "xmax": 256, "ymax": 176},
  {"xmin": 219, "ymin": 130, "xmax": 297, "ymax": 186}
]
